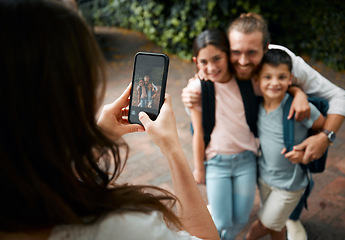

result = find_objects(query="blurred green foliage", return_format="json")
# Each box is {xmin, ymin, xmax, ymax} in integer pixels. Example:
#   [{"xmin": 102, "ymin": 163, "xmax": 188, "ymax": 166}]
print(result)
[
  {"xmin": 260, "ymin": 0, "xmax": 345, "ymax": 71},
  {"xmin": 80, "ymin": 0, "xmax": 345, "ymax": 71}
]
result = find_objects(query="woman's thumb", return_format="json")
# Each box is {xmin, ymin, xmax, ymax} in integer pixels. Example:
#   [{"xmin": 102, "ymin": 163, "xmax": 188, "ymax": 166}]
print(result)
[{"xmin": 138, "ymin": 111, "xmax": 151, "ymax": 127}]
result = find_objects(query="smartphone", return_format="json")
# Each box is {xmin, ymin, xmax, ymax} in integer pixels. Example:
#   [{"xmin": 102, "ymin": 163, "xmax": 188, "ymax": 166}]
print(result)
[{"xmin": 128, "ymin": 52, "xmax": 169, "ymax": 125}]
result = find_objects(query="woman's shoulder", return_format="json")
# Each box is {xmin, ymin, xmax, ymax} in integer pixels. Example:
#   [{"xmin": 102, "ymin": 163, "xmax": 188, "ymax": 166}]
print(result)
[{"xmin": 49, "ymin": 211, "xmax": 201, "ymax": 240}]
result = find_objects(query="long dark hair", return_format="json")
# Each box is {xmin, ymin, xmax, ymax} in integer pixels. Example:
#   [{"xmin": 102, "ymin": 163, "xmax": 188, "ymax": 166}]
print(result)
[
  {"xmin": 193, "ymin": 29, "xmax": 230, "ymax": 59},
  {"xmin": 0, "ymin": 0, "xmax": 180, "ymax": 232}
]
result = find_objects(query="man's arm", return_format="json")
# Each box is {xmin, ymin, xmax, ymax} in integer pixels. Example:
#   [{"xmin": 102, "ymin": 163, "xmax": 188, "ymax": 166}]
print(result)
[
  {"xmin": 152, "ymin": 83, "xmax": 158, "ymax": 91},
  {"xmin": 293, "ymin": 114, "xmax": 344, "ymax": 164}
]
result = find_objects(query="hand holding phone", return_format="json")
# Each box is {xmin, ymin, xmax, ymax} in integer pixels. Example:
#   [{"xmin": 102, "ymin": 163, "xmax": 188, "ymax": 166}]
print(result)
[
  {"xmin": 97, "ymin": 84, "xmax": 145, "ymax": 141},
  {"xmin": 138, "ymin": 94, "xmax": 180, "ymax": 152},
  {"xmin": 128, "ymin": 52, "xmax": 169, "ymax": 125}
]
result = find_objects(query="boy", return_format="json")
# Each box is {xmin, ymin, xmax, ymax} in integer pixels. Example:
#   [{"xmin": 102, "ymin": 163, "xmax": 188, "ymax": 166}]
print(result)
[
  {"xmin": 147, "ymin": 82, "xmax": 157, "ymax": 108},
  {"xmin": 245, "ymin": 49, "xmax": 325, "ymax": 240}
]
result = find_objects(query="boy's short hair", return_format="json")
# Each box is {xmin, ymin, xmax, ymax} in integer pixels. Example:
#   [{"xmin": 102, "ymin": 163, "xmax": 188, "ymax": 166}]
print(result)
[{"xmin": 260, "ymin": 49, "xmax": 292, "ymax": 72}]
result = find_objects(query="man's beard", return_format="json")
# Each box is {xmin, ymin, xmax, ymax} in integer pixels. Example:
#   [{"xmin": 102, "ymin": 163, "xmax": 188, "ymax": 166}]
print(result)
[{"xmin": 230, "ymin": 63, "xmax": 259, "ymax": 81}]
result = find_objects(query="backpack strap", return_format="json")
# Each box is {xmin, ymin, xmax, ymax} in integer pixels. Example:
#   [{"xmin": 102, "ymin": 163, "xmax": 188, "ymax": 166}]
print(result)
[
  {"xmin": 236, "ymin": 78, "xmax": 261, "ymax": 137},
  {"xmin": 282, "ymin": 94, "xmax": 310, "ymax": 209},
  {"xmin": 283, "ymin": 94, "xmax": 295, "ymax": 152},
  {"xmin": 283, "ymin": 94, "xmax": 329, "ymax": 172},
  {"xmin": 199, "ymin": 78, "xmax": 261, "ymax": 147},
  {"xmin": 200, "ymin": 80, "xmax": 215, "ymax": 148},
  {"xmin": 282, "ymin": 94, "xmax": 329, "ymax": 209}
]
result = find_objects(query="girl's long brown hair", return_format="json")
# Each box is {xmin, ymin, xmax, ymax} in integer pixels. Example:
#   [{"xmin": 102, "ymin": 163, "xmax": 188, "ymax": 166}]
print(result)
[
  {"xmin": 193, "ymin": 29, "xmax": 230, "ymax": 59},
  {"xmin": 0, "ymin": 0, "xmax": 181, "ymax": 231}
]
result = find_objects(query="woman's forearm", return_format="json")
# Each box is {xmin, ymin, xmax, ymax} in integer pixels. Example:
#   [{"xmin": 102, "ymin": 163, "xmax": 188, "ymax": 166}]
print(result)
[{"xmin": 164, "ymin": 147, "xmax": 219, "ymax": 240}]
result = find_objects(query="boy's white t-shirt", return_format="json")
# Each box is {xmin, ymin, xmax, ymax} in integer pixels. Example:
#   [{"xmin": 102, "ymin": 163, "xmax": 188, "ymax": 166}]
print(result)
[{"xmin": 188, "ymin": 77, "xmax": 257, "ymax": 160}]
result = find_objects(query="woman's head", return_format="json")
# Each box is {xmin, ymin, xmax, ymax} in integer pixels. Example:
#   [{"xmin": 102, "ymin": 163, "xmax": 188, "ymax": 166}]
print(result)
[
  {"xmin": 0, "ymin": 0, "xmax": 108, "ymax": 150},
  {"xmin": 0, "ymin": 0, "xmax": 110, "ymax": 229},
  {"xmin": 192, "ymin": 29, "xmax": 231, "ymax": 83},
  {"xmin": 0, "ymin": 0, "xmax": 181, "ymax": 232}
]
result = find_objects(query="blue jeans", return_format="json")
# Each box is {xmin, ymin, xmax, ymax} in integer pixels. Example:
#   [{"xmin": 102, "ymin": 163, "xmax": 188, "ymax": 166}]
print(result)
[
  {"xmin": 205, "ymin": 151, "xmax": 257, "ymax": 240},
  {"xmin": 139, "ymin": 97, "xmax": 147, "ymax": 107}
]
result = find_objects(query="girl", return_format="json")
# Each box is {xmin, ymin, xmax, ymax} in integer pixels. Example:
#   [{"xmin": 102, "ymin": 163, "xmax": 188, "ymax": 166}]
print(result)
[{"xmin": 188, "ymin": 29, "xmax": 258, "ymax": 240}]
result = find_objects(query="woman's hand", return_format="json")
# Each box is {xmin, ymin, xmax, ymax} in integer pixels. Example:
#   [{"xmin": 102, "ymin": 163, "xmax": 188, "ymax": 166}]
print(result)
[
  {"xmin": 97, "ymin": 84, "xmax": 144, "ymax": 142},
  {"xmin": 139, "ymin": 94, "xmax": 180, "ymax": 154}
]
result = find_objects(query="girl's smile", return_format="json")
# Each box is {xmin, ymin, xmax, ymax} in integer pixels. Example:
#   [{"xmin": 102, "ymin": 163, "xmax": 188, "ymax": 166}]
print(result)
[{"xmin": 194, "ymin": 44, "xmax": 231, "ymax": 83}]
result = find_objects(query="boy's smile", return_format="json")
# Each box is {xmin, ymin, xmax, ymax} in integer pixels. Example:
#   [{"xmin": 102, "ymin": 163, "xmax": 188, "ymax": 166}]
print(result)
[{"xmin": 258, "ymin": 63, "xmax": 292, "ymax": 102}]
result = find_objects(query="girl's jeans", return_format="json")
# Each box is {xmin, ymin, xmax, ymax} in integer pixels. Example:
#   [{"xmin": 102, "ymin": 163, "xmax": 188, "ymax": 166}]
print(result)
[
  {"xmin": 139, "ymin": 97, "xmax": 147, "ymax": 107},
  {"xmin": 205, "ymin": 151, "xmax": 257, "ymax": 240}
]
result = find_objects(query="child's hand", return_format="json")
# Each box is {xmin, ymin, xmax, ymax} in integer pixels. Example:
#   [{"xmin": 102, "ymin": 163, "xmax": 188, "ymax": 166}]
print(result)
[
  {"xmin": 283, "ymin": 148, "xmax": 305, "ymax": 164},
  {"xmin": 193, "ymin": 168, "xmax": 206, "ymax": 184}
]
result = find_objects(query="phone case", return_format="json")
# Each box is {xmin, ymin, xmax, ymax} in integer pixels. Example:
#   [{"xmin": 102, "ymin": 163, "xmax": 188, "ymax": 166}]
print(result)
[{"xmin": 128, "ymin": 52, "xmax": 169, "ymax": 125}]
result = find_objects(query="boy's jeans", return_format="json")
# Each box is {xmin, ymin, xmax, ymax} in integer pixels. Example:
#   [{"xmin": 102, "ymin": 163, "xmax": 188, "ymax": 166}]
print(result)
[{"xmin": 205, "ymin": 151, "xmax": 257, "ymax": 240}]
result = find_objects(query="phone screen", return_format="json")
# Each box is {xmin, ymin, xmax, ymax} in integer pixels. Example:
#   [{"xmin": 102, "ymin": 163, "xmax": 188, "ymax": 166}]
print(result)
[{"xmin": 129, "ymin": 52, "xmax": 169, "ymax": 125}]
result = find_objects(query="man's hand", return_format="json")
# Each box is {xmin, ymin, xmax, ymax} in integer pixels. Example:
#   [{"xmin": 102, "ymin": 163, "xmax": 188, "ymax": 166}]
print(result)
[
  {"xmin": 181, "ymin": 79, "xmax": 201, "ymax": 108},
  {"xmin": 288, "ymin": 87, "xmax": 311, "ymax": 121},
  {"xmin": 292, "ymin": 132, "xmax": 329, "ymax": 164}
]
